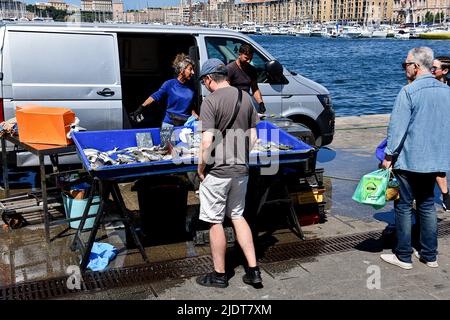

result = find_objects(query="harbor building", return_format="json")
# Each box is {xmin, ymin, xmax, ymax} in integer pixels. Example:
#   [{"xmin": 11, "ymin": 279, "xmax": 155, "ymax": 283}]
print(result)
[
  {"xmin": 392, "ymin": 0, "xmax": 450, "ymax": 24},
  {"xmin": 0, "ymin": 0, "xmax": 28, "ymax": 19},
  {"xmin": 81, "ymin": 0, "xmax": 113, "ymax": 13},
  {"xmin": 238, "ymin": 0, "xmax": 394, "ymax": 24}
]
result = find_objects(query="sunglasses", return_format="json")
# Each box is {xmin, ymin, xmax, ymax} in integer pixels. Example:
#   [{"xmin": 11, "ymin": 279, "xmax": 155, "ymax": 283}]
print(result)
[
  {"xmin": 402, "ymin": 61, "xmax": 416, "ymax": 69},
  {"xmin": 430, "ymin": 66, "xmax": 441, "ymax": 73}
]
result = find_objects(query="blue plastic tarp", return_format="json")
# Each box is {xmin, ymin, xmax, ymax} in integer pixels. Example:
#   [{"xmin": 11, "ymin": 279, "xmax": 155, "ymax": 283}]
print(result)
[{"xmin": 87, "ymin": 242, "xmax": 117, "ymax": 271}]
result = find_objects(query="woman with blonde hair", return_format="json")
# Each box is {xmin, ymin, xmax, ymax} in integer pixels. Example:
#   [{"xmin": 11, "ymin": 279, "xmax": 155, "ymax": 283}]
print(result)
[{"xmin": 130, "ymin": 53, "xmax": 197, "ymax": 126}]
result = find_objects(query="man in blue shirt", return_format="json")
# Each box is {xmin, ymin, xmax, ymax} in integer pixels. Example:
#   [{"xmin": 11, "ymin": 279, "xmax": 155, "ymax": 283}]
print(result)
[
  {"xmin": 130, "ymin": 53, "xmax": 197, "ymax": 127},
  {"xmin": 380, "ymin": 47, "xmax": 450, "ymax": 270}
]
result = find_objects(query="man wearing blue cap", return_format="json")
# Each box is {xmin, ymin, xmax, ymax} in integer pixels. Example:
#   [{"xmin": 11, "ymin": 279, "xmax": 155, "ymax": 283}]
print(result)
[{"xmin": 195, "ymin": 58, "xmax": 262, "ymax": 288}]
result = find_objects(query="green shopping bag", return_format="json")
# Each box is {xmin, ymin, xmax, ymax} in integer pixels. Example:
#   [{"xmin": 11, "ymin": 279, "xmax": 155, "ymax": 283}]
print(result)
[{"xmin": 352, "ymin": 169, "xmax": 391, "ymax": 209}]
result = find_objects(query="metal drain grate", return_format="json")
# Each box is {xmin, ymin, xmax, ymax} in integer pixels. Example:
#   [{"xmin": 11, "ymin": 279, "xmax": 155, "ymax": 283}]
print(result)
[
  {"xmin": 0, "ymin": 255, "xmax": 214, "ymax": 300},
  {"xmin": 259, "ymin": 230, "xmax": 383, "ymax": 263},
  {"xmin": 2, "ymin": 220, "xmax": 450, "ymax": 300}
]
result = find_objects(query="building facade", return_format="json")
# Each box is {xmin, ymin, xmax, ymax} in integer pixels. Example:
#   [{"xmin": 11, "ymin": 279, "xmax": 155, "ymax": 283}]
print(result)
[
  {"xmin": 0, "ymin": 0, "xmax": 28, "ymax": 19},
  {"xmin": 81, "ymin": 0, "xmax": 113, "ymax": 13},
  {"xmin": 106, "ymin": 0, "xmax": 448, "ymax": 25},
  {"xmin": 117, "ymin": 6, "xmax": 181, "ymax": 24},
  {"xmin": 236, "ymin": 0, "xmax": 394, "ymax": 24},
  {"xmin": 48, "ymin": 0, "xmax": 68, "ymax": 11},
  {"xmin": 392, "ymin": 0, "xmax": 449, "ymax": 23},
  {"xmin": 112, "ymin": 0, "xmax": 124, "ymax": 21}
]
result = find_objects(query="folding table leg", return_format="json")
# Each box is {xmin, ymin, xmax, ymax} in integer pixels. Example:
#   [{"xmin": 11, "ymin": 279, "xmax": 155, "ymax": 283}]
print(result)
[
  {"xmin": 79, "ymin": 181, "xmax": 106, "ymax": 271},
  {"xmin": 281, "ymin": 181, "xmax": 305, "ymax": 241},
  {"xmin": 39, "ymin": 154, "xmax": 50, "ymax": 244},
  {"xmin": 70, "ymin": 181, "xmax": 96, "ymax": 252},
  {"xmin": 256, "ymin": 186, "xmax": 270, "ymax": 217},
  {"xmin": 285, "ymin": 187, "xmax": 305, "ymax": 240},
  {"xmin": 1, "ymin": 137, "xmax": 9, "ymax": 198},
  {"xmin": 110, "ymin": 182, "xmax": 149, "ymax": 263}
]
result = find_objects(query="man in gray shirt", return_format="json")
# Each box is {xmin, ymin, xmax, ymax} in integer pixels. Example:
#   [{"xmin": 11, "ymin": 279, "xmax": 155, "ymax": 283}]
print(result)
[{"xmin": 196, "ymin": 58, "xmax": 262, "ymax": 288}]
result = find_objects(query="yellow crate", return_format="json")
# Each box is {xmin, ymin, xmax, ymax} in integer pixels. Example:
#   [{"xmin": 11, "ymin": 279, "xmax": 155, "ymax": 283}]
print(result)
[{"xmin": 290, "ymin": 188, "xmax": 325, "ymax": 205}]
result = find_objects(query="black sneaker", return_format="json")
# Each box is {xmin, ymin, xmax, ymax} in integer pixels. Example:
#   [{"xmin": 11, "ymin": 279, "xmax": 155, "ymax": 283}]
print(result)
[
  {"xmin": 443, "ymin": 193, "xmax": 450, "ymax": 212},
  {"xmin": 243, "ymin": 267, "xmax": 262, "ymax": 286},
  {"xmin": 196, "ymin": 272, "xmax": 228, "ymax": 288}
]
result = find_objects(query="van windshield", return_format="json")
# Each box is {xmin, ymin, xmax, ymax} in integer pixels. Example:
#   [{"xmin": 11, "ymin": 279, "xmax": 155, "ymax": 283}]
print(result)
[{"xmin": 205, "ymin": 37, "xmax": 268, "ymax": 83}]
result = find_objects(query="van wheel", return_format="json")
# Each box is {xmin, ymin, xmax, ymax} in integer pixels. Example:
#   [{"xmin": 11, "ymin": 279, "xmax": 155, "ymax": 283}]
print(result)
[{"xmin": 288, "ymin": 116, "xmax": 322, "ymax": 147}]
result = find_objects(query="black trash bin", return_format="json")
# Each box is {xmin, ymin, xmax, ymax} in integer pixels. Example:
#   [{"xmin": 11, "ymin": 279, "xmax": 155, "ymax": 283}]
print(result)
[{"xmin": 132, "ymin": 174, "xmax": 189, "ymax": 246}]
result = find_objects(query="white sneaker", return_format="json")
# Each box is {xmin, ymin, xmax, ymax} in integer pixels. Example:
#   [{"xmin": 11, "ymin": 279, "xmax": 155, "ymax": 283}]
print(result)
[
  {"xmin": 380, "ymin": 254, "xmax": 413, "ymax": 270},
  {"xmin": 413, "ymin": 249, "xmax": 438, "ymax": 268}
]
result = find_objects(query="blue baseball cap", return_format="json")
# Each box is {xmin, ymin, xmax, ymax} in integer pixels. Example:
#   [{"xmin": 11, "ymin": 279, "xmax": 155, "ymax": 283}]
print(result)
[{"xmin": 198, "ymin": 58, "xmax": 228, "ymax": 79}]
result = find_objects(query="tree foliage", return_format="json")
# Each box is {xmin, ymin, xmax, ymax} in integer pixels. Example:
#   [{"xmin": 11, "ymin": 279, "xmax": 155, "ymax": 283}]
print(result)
[
  {"xmin": 26, "ymin": 4, "xmax": 68, "ymax": 21},
  {"xmin": 80, "ymin": 11, "xmax": 113, "ymax": 22}
]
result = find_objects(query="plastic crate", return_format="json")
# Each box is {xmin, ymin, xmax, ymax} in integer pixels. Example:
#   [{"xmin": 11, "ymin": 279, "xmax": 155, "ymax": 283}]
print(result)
[
  {"xmin": 298, "ymin": 213, "xmax": 322, "ymax": 226},
  {"xmin": 295, "ymin": 201, "xmax": 326, "ymax": 226}
]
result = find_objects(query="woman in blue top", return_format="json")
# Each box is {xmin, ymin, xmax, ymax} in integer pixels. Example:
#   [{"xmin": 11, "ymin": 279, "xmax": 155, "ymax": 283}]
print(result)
[{"xmin": 130, "ymin": 53, "xmax": 197, "ymax": 126}]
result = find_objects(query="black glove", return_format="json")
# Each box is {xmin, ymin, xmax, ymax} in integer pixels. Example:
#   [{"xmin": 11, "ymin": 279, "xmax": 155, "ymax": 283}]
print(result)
[
  {"xmin": 130, "ymin": 104, "xmax": 145, "ymax": 123},
  {"xmin": 258, "ymin": 102, "xmax": 266, "ymax": 114}
]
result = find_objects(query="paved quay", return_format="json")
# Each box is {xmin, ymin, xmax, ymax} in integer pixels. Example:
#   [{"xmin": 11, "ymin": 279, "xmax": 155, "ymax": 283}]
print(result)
[
  {"xmin": 1, "ymin": 114, "xmax": 450, "ymax": 300},
  {"xmin": 65, "ymin": 114, "xmax": 450, "ymax": 300}
]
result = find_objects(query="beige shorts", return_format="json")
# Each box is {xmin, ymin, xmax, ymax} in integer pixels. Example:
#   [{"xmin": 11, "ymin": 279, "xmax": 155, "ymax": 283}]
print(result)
[{"xmin": 199, "ymin": 174, "xmax": 249, "ymax": 224}]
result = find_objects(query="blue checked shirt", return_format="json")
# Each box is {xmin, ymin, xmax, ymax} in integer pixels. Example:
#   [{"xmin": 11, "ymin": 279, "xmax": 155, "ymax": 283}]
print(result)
[{"xmin": 386, "ymin": 74, "xmax": 450, "ymax": 173}]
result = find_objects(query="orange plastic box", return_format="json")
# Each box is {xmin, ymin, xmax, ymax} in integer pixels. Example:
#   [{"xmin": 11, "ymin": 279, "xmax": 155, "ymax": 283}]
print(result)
[{"xmin": 16, "ymin": 104, "xmax": 75, "ymax": 146}]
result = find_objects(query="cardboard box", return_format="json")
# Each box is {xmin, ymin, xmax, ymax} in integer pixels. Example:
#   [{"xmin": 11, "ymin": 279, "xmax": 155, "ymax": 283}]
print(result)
[
  {"xmin": 16, "ymin": 104, "xmax": 75, "ymax": 146},
  {"xmin": 290, "ymin": 188, "xmax": 325, "ymax": 205}
]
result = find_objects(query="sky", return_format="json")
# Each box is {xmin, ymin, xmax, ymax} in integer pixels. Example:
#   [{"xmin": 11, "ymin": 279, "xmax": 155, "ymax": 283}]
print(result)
[{"xmin": 24, "ymin": 1, "xmax": 242, "ymax": 10}]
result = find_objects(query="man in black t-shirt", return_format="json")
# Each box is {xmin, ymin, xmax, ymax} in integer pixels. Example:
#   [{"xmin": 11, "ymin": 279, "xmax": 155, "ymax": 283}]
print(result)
[{"xmin": 226, "ymin": 44, "xmax": 266, "ymax": 113}]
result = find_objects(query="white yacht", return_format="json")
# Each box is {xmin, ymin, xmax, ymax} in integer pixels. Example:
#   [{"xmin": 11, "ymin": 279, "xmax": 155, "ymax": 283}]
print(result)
[
  {"xmin": 394, "ymin": 29, "xmax": 410, "ymax": 39},
  {"xmin": 295, "ymin": 26, "xmax": 311, "ymax": 37},
  {"xmin": 371, "ymin": 30, "xmax": 388, "ymax": 38},
  {"xmin": 310, "ymin": 25, "xmax": 323, "ymax": 37},
  {"xmin": 359, "ymin": 28, "xmax": 373, "ymax": 38},
  {"xmin": 340, "ymin": 25, "xmax": 362, "ymax": 38}
]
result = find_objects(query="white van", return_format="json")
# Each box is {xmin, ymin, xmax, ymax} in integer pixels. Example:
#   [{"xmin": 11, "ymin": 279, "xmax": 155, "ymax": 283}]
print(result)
[{"xmin": 0, "ymin": 22, "xmax": 334, "ymax": 165}]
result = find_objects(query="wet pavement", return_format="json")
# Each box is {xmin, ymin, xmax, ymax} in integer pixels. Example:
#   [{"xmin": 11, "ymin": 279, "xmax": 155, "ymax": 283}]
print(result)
[{"xmin": 1, "ymin": 114, "xmax": 450, "ymax": 300}]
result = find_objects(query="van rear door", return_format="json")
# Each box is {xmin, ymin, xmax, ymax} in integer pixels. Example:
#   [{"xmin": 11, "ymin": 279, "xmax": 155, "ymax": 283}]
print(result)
[
  {"xmin": 2, "ymin": 29, "xmax": 122, "ymax": 131},
  {"xmin": 0, "ymin": 26, "xmax": 6, "ymax": 122}
]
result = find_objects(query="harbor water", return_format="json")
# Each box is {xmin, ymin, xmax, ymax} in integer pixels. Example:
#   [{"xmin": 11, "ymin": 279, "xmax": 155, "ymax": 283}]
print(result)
[{"xmin": 252, "ymin": 35, "xmax": 450, "ymax": 116}]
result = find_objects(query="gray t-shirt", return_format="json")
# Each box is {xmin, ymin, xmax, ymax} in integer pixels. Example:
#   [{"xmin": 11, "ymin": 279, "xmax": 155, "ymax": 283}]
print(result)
[{"xmin": 200, "ymin": 86, "xmax": 257, "ymax": 178}]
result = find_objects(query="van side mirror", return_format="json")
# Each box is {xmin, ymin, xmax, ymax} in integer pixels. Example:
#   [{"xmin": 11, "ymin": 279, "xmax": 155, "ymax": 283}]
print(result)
[{"xmin": 265, "ymin": 60, "xmax": 288, "ymax": 84}]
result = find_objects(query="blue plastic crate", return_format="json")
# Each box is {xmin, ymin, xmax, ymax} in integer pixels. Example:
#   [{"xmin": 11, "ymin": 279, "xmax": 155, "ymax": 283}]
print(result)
[{"xmin": 72, "ymin": 121, "xmax": 316, "ymax": 181}]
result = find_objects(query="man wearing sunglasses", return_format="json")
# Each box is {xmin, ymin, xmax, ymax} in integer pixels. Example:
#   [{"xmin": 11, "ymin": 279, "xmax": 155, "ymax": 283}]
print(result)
[{"xmin": 380, "ymin": 47, "xmax": 450, "ymax": 270}]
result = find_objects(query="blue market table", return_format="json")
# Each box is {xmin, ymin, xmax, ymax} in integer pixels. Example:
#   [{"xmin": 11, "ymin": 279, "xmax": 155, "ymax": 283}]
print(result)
[{"xmin": 70, "ymin": 121, "xmax": 317, "ymax": 271}]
